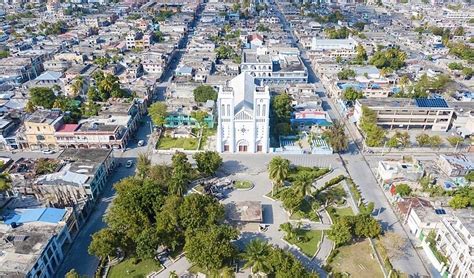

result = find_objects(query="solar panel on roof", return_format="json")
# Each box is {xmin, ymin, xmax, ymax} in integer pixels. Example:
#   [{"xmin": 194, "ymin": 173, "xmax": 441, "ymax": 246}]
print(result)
[{"xmin": 415, "ymin": 98, "xmax": 449, "ymax": 108}]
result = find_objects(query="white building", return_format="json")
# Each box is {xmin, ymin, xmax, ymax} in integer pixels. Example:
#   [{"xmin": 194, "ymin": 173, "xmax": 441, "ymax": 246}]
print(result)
[
  {"xmin": 311, "ymin": 37, "xmax": 358, "ymax": 58},
  {"xmin": 216, "ymin": 73, "xmax": 270, "ymax": 153},
  {"xmin": 435, "ymin": 210, "xmax": 473, "ymax": 278}
]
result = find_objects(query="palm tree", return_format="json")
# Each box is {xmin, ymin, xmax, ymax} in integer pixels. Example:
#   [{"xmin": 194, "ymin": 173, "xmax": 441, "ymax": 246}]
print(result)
[
  {"xmin": 242, "ymin": 239, "xmax": 271, "ymax": 274},
  {"xmin": 100, "ymin": 74, "xmax": 118, "ymax": 94},
  {"xmin": 293, "ymin": 172, "xmax": 313, "ymax": 198},
  {"xmin": 280, "ymin": 222, "xmax": 297, "ymax": 241},
  {"xmin": 0, "ymin": 173, "xmax": 12, "ymax": 197},
  {"xmin": 71, "ymin": 76, "xmax": 84, "ymax": 97},
  {"xmin": 323, "ymin": 121, "xmax": 348, "ymax": 153},
  {"xmin": 136, "ymin": 152, "xmax": 151, "ymax": 178},
  {"xmin": 268, "ymin": 156, "xmax": 290, "ymax": 196}
]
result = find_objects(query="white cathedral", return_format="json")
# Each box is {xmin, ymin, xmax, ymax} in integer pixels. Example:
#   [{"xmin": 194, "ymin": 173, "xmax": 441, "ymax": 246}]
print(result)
[{"xmin": 216, "ymin": 73, "xmax": 270, "ymax": 153}]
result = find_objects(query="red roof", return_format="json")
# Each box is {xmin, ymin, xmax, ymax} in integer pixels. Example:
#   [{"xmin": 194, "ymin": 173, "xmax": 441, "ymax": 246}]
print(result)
[
  {"xmin": 248, "ymin": 34, "xmax": 263, "ymax": 42},
  {"xmin": 56, "ymin": 124, "xmax": 79, "ymax": 133}
]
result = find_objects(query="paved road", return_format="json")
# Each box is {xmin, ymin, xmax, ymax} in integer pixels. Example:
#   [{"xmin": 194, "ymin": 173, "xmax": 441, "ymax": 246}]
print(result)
[
  {"xmin": 54, "ymin": 6, "xmax": 204, "ymax": 277},
  {"xmin": 272, "ymin": 1, "xmax": 432, "ymax": 276}
]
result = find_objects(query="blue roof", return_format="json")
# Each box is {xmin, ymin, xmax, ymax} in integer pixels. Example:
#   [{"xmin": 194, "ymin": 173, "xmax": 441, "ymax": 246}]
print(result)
[
  {"xmin": 3, "ymin": 208, "xmax": 66, "ymax": 225},
  {"xmin": 291, "ymin": 118, "xmax": 333, "ymax": 126},
  {"xmin": 415, "ymin": 98, "xmax": 449, "ymax": 108}
]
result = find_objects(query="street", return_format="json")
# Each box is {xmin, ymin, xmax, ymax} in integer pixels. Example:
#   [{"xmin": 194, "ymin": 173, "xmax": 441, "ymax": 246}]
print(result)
[
  {"xmin": 52, "ymin": 7, "xmax": 203, "ymax": 277},
  {"xmin": 272, "ymin": 2, "xmax": 432, "ymax": 276}
]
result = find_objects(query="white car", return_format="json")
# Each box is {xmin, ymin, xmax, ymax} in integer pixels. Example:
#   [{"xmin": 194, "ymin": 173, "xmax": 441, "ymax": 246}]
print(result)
[
  {"xmin": 41, "ymin": 149, "xmax": 55, "ymax": 154},
  {"xmin": 138, "ymin": 140, "xmax": 145, "ymax": 147},
  {"xmin": 125, "ymin": 160, "xmax": 133, "ymax": 168}
]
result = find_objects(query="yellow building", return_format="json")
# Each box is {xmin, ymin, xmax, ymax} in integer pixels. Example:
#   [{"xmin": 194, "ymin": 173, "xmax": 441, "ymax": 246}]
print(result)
[{"xmin": 24, "ymin": 110, "xmax": 64, "ymax": 150}]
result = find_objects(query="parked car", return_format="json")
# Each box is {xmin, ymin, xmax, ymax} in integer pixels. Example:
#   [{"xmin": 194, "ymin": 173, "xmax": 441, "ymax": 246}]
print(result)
[
  {"xmin": 138, "ymin": 140, "xmax": 145, "ymax": 146},
  {"xmin": 41, "ymin": 149, "xmax": 55, "ymax": 154},
  {"xmin": 125, "ymin": 160, "xmax": 133, "ymax": 168}
]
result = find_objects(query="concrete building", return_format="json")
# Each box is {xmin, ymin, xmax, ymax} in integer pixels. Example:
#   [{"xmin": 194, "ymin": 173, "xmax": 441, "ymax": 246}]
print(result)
[
  {"xmin": 22, "ymin": 110, "xmax": 64, "ymax": 150},
  {"xmin": 310, "ymin": 37, "xmax": 358, "ymax": 58},
  {"xmin": 377, "ymin": 156, "xmax": 424, "ymax": 182},
  {"xmin": 435, "ymin": 210, "xmax": 473, "ymax": 278},
  {"xmin": 0, "ymin": 206, "xmax": 77, "ymax": 278},
  {"xmin": 216, "ymin": 73, "xmax": 270, "ymax": 153},
  {"xmin": 437, "ymin": 154, "xmax": 473, "ymax": 177},
  {"xmin": 240, "ymin": 47, "xmax": 308, "ymax": 86},
  {"xmin": 354, "ymin": 98, "xmax": 455, "ymax": 132}
]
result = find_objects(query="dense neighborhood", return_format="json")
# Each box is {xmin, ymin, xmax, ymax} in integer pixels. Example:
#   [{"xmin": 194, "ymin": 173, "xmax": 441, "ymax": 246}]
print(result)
[{"xmin": 0, "ymin": 0, "xmax": 473, "ymax": 278}]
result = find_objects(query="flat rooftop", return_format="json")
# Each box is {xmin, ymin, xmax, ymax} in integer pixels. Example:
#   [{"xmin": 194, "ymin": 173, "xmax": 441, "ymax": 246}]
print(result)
[
  {"xmin": 59, "ymin": 148, "xmax": 112, "ymax": 165},
  {"xmin": 0, "ymin": 208, "xmax": 68, "ymax": 277},
  {"xmin": 25, "ymin": 110, "xmax": 62, "ymax": 124},
  {"xmin": 357, "ymin": 98, "xmax": 453, "ymax": 110},
  {"xmin": 225, "ymin": 201, "xmax": 262, "ymax": 223}
]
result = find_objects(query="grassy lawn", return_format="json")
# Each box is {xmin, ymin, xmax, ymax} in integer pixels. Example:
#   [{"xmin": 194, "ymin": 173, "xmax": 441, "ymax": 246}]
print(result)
[
  {"xmin": 157, "ymin": 136, "xmax": 198, "ymax": 150},
  {"xmin": 286, "ymin": 229, "xmax": 323, "ymax": 257},
  {"xmin": 108, "ymin": 258, "xmax": 162, "ymax": 278},
  {"xmin": 234, "ymin": 180, "xmax": 253, "ymax": 189},
  {"xmin": 335, "ymin": 207, "xmax": 355, "ymax": 217},
  {"xmin": 329, "ymin": 240, "xmax": 384, "ymax": 278}
]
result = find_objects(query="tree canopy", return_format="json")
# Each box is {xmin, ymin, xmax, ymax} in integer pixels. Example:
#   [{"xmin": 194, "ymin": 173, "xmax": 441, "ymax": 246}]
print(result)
[
  {"xmin": 342, "ymin": 87, "xmax": 364, "ymax": 101},
  {"xmin": 337, "ymin": 69, "xmax": 356, "ymax": 80},
  {"xmin": 193, "ymin": 151, "xmax": 223, "ymax": 176},
  {"xmin": 193, "ymin": 85, "xmax": 218, "ymax": 103},
  {"xmin": 148, "ymin": 102, "xmax": 167, "ymax": 126},
  {"xmin": 30, "ymin": 87, "xmax": 56, "ymax": 109},
  {"xmin": 369, "ymin": 47, "xmax": 407, "ymax": 71}
]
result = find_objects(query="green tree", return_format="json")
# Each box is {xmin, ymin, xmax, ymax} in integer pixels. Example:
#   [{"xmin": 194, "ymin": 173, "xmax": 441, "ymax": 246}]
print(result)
[
  {"xmin": 148, "ymin": 102, "xmax": 168, "ymax": 126},
  {"xmin": 71, "ymin": 76, "xmax": 84, "ymax": 97},
  {"xmin": 354, "ymin": 214, "xmax": 382, "ymax": 238},
  {"xmin": 327, "ymin": 216, "xmax": 353, "ymax": 246},
  {"xmin": 268, "ymin": 156, "xmax": 290, "ymax": 195},
  {"xmin": 325, "ymin": 27, "xmax": 350, "ymax": 39},
  {"xmin": 280, "ymin": 189, "xmax": 303, "ymax": 214},
  {"xmin": 343, "ymin": 87, "xmax": 364, "ymax": 101},
  {"xmin": 323, "ymin": 121, "xmax": 348, "ymax": 153},
  {"xmin": 369, "ymin": 47, "xmax": 407, "ymax": 70},
  {"xmin": 448, "ymin": 195, "xmax": 470, "ymax": 209},
  {"xmin": 170, "ymin": 152, "xmax": 192, "ymax": 196},
  {"xmin": 0, "ymin": 173, "xmax": 12, "ymax": 192},
  {"xmin": 280, "ymin": 222, "xmax": 298, "ymax": 241},
  {"xmin": 30, "ymin": 87, "xmax": 57, "ymax": 109},
  {"xmin": 429, "ymin": 135, "xmax": 443, "ymax": 149},
  {"xmin": 25, "ymin": 100, "xmax": 36, "ymax": 113},
  {"xmin": 0, "ymin": 50, "xmax": 10, "ymax": 59},
  {"xmin": 353, "ymin": 44, "xmax": 368, "ymax": 64},
  {"xmin": 337, "ymin": 68, "xmax": 356, "ymax": 80},
  {"xmin": 453, "ymin": 26, "xmax": 465, "ymax": 36},
  {"xmin": 136, "ymin": 152, "xmax": 151, "ymax": 178},
  {"xmin": 395, "ymin": 184, "xmax": 412, "ymax": 197},
  {"xmin": 184, "ymin": 225, "xmax": 238, "ymax": 271},
  {"xmin": 446, "ymin": 136, "xmax": 464, "ymax": 148},
  {"xmin": 190, "ymin": 110, "xmax": 208, "ymax": 128},
  {"xmin": 135, "ymin": 226, "xmax": 160, "ymax": 259},
  {"xmin": 215, "ymin": 45, "xmax": 236, "ymax": 60},
  {"xmin": 272, "ymin": 93, "xmax": 293, "ymax": 123},
  {"xmin": 179, "ymin": 194, "xmax": 225, "ymax": 231},
  {"xmin": 293, "ymin": 171, "xmax": 313, "ymax": 198},
  {"xmin": 448, "ymin": 62, "xmax": 464, "ymax": 70},
  {"xmin": 242, "ymin": 239, "xmax": 271, "ymax": 274},
  {"xmin": 65, "ymin": 269, "xmax": 82, "ymax": 278},
  {"xmin": 193, "ymin": 85, "xmax": 218, "ymax": 102},
  {"xmin": 193, "ymin": 151, "xmax": 223, "ymax": 176},
  {"xmin": 88, "ymin": 228, "xmax": 120, "ymax": 259},
  {"xmin": 416, "ymin": 133, "xmax": 430, "ymax": 147}
]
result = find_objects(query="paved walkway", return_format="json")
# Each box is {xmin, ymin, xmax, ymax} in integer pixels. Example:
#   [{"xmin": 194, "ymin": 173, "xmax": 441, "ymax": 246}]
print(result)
[{"xmin": 314, "ymin": 168, "xmax": 346, "ymax": 190}]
